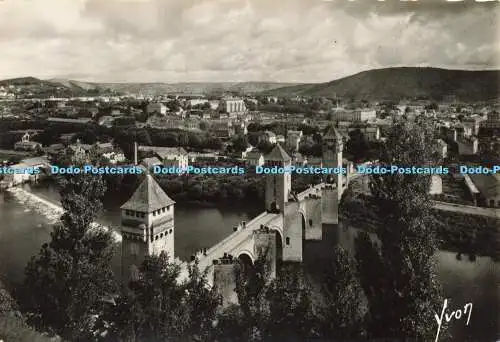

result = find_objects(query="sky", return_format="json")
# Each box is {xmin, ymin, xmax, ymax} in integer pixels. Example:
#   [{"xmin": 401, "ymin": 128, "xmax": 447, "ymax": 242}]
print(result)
[{"xmin": 0, "ymin": 0, "xmax": 499, "ymax": 83}]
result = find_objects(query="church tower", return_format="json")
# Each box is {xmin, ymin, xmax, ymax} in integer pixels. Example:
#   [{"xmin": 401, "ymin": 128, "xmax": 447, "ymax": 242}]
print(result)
[
  {"xmin": 322, "ymin": 127, "xmax": 344, "ymax": 199},
  {"xmin": 120, "ymin": 174, "xmax": 175, "ymax": 284},
  {"xmin": 264, "ymin": 144, "xmax": 292, "ymax": 212}
]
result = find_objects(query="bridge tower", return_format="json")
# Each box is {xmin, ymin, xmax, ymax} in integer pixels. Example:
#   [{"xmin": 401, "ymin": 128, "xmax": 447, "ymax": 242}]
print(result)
[
  {"xmin": 322, "ymin": 126, "xmax": 344, "ymax": 199},
  {"xmin": 120, "ymin": 174, "xmax": 176, "ymax": 285},
  {"xmin": 264, "ymin": 144, "xmax": 292, "ymax": 213},
  {"xmin": 322, "ymin": 127, "xmax": 344, "ymax": 224}
]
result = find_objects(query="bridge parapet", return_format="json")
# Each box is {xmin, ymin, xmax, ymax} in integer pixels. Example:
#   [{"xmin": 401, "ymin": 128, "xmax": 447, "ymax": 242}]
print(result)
[
  {"xmin": 194, "ymin": 211, "xmax": 280, "ymax": 274},
  {"xmin": 297, "ymin": 183, "xmax": 325, "ymax": 201},
  {"xmin": 213, "ymin": 253, "xmax": 238, "ymax": 308}
]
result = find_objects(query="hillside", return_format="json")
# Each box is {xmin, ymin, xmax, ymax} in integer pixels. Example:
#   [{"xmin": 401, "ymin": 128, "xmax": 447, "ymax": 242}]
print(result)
[
  {"xmin": 91, "ymin": 81, "xmax": 299, "ymax": 95},
  {"xmin": 262, "ymin": 67, "xmax": 500, "ymax": 101},
  {"xmin": 0, "ymin": 77, "xmax": 105, "ymax": 97},
  {"xmin": 48, "ymin": 78, "xmax": 98, "ymax": 91},
  {"xmin": 0, "ymin": 77, "xmax": 297, "ymax": 96}
]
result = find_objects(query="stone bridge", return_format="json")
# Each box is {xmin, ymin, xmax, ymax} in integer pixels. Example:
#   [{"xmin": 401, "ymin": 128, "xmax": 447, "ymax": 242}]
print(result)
[
  {"xmin": 185, "ymin": 182, "xmax": 341, "ymax": 307},
  {"xmin": 122, "ymin": 135, "xmax": 350, "ymax": 304}
]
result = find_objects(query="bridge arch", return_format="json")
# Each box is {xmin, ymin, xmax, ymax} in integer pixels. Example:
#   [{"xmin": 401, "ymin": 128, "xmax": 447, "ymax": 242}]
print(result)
[
  {"xmin": 237, "ymin": 251, "xmax": 255, "ymax": 278},
  {"xmin": 273, "ymin": 229, "xmax": 284, "ymax": 265},
  {"xmin": 298, "ymin": 211, "xmax": 306, "ymax": 255},
  {"xmin": 298, "ymin": 210, "xmax": 306, "ymax": 238},
  {"xmin": 237, "ymin": 251, "xmax": 255, "ymax": 265}
]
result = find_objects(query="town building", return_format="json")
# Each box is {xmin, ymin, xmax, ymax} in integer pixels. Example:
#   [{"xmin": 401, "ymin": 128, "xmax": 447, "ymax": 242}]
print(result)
[
  {"xmin": 428, "ymin": 175, "xmax": 443, "ymax": 195},
  {"xmin": 469, "ymin": 174, "xmax": 500, "ymax": 208},
  {"xmin": 188, "ymin": 98, "xmax": 209, "ymax": 107},
  {"xmin": 138, "ymin": 146, "xmax": 189, "ymax": 170},
  {"xmin": 155, "ymin": 147, "xmax": 189, "ymax": 170},
  {"xmin": 286, "ymin": 130, "xmax": 303, "ymax": 152},
  {"xmin": 457, "ymin": 136, "xmax": 479, "ymax": 155},
  {"xmin": 331, "ymin": 109, "xmax": 377, "ymax": 122},
  {"xmin": 219, "ymin": 97, "xmax": 246, "ymax": 115},
  {"xmin": 97, "ymin": 142, "xmax": 126, "ymax": 164},
  {"xmin": 245, "ymin": 149, "xmax": 265, "ymax": 167},
  {"xmin": 259, "ymin": 131, "xmax": 277, "ymax": 145},
  {"xmin": 14, "ymin": 132, "xmax": 42, "ymax": 151},
  {"xmin": 140, "ymin": 157, "xmax": 162, "ymax": 170},
  {"xmin": 0, "ymin": 156, "xmax": 49, "ymax": 188},
  {"xmin": 65, "ymin": 140, "xmax": 89, "ymax": 163},
  {"xmin": 435, "ymin": 139, "xmax": 448, "ymax": 159},
  {"xmin": 480, "ymin": 111, "xmax": 500, "ymax": 129},
  {"xmin": 47, "ymin": 117, "xmax": 92, "ymax": 125},
  {"xmin": 147, "ymin": 103, "xmax": 167, "ymax": 115},
  {"xmin": 336, "ymin": 124, "xmax": 380, "ymax": 142},
  {"xmin": 98, "ymin": 115, "xmax": 115, "ymax": 127},
  {"xmin": 211, "ymin": 121, "xmax": 235, "ymax": 139}
]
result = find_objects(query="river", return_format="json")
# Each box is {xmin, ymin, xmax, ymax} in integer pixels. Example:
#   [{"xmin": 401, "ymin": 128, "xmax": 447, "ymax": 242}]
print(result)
[{"xmin": 0, "ymin": 182, "xmax": 498, "ymax": 340}]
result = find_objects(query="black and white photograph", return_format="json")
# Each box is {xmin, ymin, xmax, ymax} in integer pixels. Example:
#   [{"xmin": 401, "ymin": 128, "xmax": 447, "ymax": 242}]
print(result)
[{"xmin": 0, "ymin": 0, "xmax": 499, "ymax": 341}]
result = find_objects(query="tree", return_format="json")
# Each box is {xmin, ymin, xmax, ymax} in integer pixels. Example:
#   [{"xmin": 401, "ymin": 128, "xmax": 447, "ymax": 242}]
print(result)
[
  {"xmin": 319, "ymin": 246, "xmax": 366, "ymax": 339},
  {"xmin": 102, "ymin": 253, "xmax": 187, "ymax": 342},
  {"xmin": 232, "ymin": 135, "xmax": 248, "ymax": 153},
  {"xmin": 265, "ymin": 264, "xmax": 315, "ymax": 340},
  {"xmin": 22, "ymin": 171, "xmax": 117, "ymax": 341},
  {"xmin": 0, "ymin": 281, "xmax": 55, "ymax": 342},
  {"xmin": 346, "ymin": 129, "xmax": 370, "ymax": 162},
  {"xmin": 102, "ymin": 254, "xmax": 220, "ymax": 342},
  {"xmin": 233, "ymin": 255, "xmax": 271, "ymax": 340},
  {"xmin": 166, "ymin": 100, "xmax": 181, "ymax": 112},
  {"xmin": 224, "ymin": 252, "xmax": 318, "ymax": 341},
  {"xmin": 182, "ymin": 260, "xmax": 221, "ymax": 341},
  {"xmin": 354, "ymin": 118, "xmax": 445, "ymax": 340}
]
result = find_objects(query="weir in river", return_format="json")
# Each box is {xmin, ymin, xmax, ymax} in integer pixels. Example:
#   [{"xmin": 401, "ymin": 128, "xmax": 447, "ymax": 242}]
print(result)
[{"xmin": 6, "ymin": 187, "xmax": 122, "ymax": 242}]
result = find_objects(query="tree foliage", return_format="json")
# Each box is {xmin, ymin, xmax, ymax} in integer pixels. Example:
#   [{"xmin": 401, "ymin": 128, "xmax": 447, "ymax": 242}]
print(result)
[
  {"xmin": 354, "ymin": 118, "xmax": 444, "ymax": 340},
  {"xmin": 22, "ymin": 170, "xmax": 117, "ymax": 341},
  {"xmin": 224, "ymin": 256, "xmax": 317, "ymax": 341},
  {"xmin": 264, "ymin": 264, "xmax": 315, "ymax": 341},
  {"xmin": 101, "ymin": 254, "xmax": 220, "ymax": 342},
  {"xmin": 319, "ymin": 246, "xmax": 366, "ymax": 339},
  {"xmin": 346, "ymin": 128, "xmax": 370, "ymax": 162}
]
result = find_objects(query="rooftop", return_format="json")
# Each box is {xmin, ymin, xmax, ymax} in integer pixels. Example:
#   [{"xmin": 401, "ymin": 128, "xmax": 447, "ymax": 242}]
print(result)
[
  {"xmin": 265, "ymin": 144, "xmax": 291, "ymax": 162},
  {"xmin": 120, "ymin": 174, "xmax": 175, "ymax": 212},
  {"xmin": 324, "ymin": 126, "xmax": 343, "ymax": 141},
  {"xmin": 469, "ymin": 174, "xmax": 500, "ymax": 198}
]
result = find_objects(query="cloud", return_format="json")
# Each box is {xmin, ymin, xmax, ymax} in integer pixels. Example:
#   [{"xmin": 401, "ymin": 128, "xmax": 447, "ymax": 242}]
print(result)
[{"xmin": 0, "ymin": 0, "xmax": 498, "ymax": 82}]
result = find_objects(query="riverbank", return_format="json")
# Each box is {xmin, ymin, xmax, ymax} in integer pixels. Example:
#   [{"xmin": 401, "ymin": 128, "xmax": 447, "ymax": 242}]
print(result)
[
  {"xmin": 6, "ymin": 187, "xmax": 122, "ymax": 242},
  {"xmin": 340, "ymin": 197, "xmax": 500, "ymax": 261}
]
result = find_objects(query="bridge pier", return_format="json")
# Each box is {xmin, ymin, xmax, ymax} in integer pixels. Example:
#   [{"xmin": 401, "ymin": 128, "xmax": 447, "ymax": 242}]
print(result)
[
  {"xmin": 213, "ymin": 256, "xmax": 238, "ymax": 308},
  {"xmin": 304, "ymin": 196, "xmax": 323, "ymax": 240},
  {"xmin": 283, "ymin": 201, "xmax": 303, "ymax": 262},
  {"xmin": 254, "ymin": 227, "xmax": 277, "ymax": 278},
  {"xmin": 321, "ymin": 184, "xmax": 339, "ymax": 225}
]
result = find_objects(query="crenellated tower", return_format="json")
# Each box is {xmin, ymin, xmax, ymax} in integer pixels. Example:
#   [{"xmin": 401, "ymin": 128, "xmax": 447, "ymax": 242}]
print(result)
[
  {"xmin": 264, "ymin": 144, "xmax": 292, "ymax": 213},
  {"xmin": 120, "ymin": 174, "xmax": 175, "ymax": 284},
  {"xmin": 322, "ymin": 126, "xmax": 344, "ymax": 199}
]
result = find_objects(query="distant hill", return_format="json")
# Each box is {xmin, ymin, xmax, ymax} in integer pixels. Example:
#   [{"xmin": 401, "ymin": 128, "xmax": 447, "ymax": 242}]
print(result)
[
  {"xmin": 0, "ymin": 77, "xmax": 115, "ymax": 97},
  {"xmin": 88, "ymin": 82, "xmax": 299, "ymax": 95},
  {"xmin": 0, "ymin": 77, "xmax": 57, "ymax": 88},
  {"xmin": 0, "ymin": 77, "xmax": 297, "ymax": 96},
  {"xmin": 261, "ymin": 67, "xmax": 500, "ymax": 101},
  {"xmin": 2, "ymin": 68, "xmax": 498, "ymax": 100},
  {"xmin": 48, "ymin": 78, "xmax": 97, "ymax": 91}
]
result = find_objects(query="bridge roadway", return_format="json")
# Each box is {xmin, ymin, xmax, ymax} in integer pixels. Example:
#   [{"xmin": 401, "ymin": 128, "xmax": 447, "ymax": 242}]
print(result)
[
  {"xmin": 178, "ymin": 183, "xmax": 329, "ymax": 283},
  {"xmin": 432, "ymin": 201, "xmax": 500, "ymax": 219},
  {"xmin": 177, "ymin": 210, "xmax": 281, "ymax": 283}
]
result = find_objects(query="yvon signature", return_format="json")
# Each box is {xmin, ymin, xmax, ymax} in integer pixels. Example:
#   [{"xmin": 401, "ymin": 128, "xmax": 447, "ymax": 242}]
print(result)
[{"xmin": 434, "ymin": 298, "xmax": 472, "ymax": 342}]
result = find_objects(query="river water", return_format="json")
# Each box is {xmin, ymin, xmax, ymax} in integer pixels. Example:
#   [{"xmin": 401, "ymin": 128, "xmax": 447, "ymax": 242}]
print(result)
[{"xmin": 0, "ymin": 183, "xmax": 498, "ymax": 340}]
